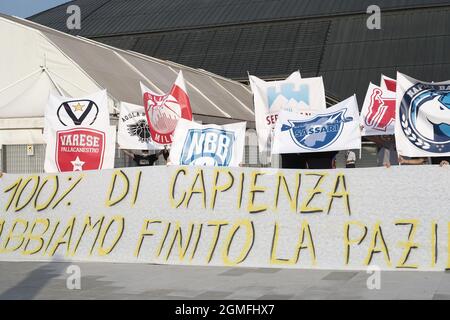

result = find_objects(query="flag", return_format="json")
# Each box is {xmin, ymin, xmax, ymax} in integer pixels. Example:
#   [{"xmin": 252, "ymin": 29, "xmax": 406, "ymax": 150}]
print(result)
[
  {"xmin": 395, "ymin": 72, "xmax": 450, "ymax": 157},
  {"xmin": 117, "ymin": 102, "xmax": 163, "ymax": 150},
  {"xmin": 44, "ymin": 90, "xmax": 115, "ymax": 173},
  {"xmin": 169, "ymin": 118, "xmax": 246, "ymax": 167},
  {"xmin": 272, "ymin": 95, "xmax": 361, "ymax": 154},
  {"xmin": 380, "ymin": 74, "xmax": 397, "ymax": 92},
  {"xmin": 360, "ymin": 82, "xmax": 396, "ymax": 136},
  {"xmin": 140, "ymin": 71, "xmax": 193, "ymax": 145},
  {"xmin": 249, "ymin": 72, "xmax": 326, "ymax": 154}
]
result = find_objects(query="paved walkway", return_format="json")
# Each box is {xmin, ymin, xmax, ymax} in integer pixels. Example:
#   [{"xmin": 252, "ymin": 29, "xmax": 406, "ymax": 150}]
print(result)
[{"xmin": 0, "ymin": 262, "xmax": 449, "ymax": 300}]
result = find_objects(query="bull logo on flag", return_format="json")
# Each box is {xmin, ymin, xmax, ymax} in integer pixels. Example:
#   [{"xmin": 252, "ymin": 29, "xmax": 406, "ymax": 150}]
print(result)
[
  {"xmin": 281, "ymin": 110, "xmax": 353, "ymax": 150},
  {"xmin": 57, "ymin": 100, "xmax": 99, "ymax": 126},
  {"xmin": 364, "ymin": 88, "xmax": 396, "ymax": 132},
  {"xmin": 400, "ymin": 85, "xmax": 450, "ymax": 152},
  {"xmin": 181, "ymin": 129, "xmax": 235, "ymax": 166},
  {"xmin": 142, "ymin": 71, "xmax": 193, "ymax": 145},
  {"xmin": 56, "ymin": 128, "xmax": 105, "ymax": 172}
]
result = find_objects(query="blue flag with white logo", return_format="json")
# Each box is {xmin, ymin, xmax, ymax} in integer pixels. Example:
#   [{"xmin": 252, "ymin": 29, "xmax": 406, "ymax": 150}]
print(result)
[
  {"xmin": 396, "ymin": 72, "xmax": 450, "ymax": 157},
  {"xmin": 272, "ymin": 95, "xmax": 361, "ymax": 154},
  {"xmin": 169, "ymin": 119, "xmax": 246, "ymax": 167}
]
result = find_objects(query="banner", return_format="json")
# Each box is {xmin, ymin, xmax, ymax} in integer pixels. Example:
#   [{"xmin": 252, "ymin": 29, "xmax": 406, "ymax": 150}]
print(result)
[
  {"xmin": 395, "ymin": 72, "xmax": 450, "ymax": 157},
  {"xmin": 43, "ymin": 90, "xmax": 115, "ymax": 173},
  {"xmin": 360, "ymin": 83, "xmax": 396, "ymax": 136},
  {"xmin": 0, "ymin": 165, "xmax": 449, "ymax": 271},
  {"xmin": 117, "ymin": 102, "xmax": 163, "ymax": 150},
  {"xmin": 272, "ymin": 95, "xmax": 361, "ymax": 154},
  {"xmin": 140, "ymin": 71, "xmax": 193, "ymax": 146},
  {"xmin": 249, "ymin": 72, "xmax": 326, "ymax": 153},
  {"xmin": 169, "ymin": 118, "xmax": 246, "ymax": 167}
]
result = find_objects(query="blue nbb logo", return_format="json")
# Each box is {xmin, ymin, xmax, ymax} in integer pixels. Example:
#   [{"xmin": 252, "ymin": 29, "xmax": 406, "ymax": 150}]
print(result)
[
  {"xmin": 267, "ymin": 83, "xmax": 309, "ymax": 109},
  {"xmin": 181, "ymin": 129, "xmax": 235, "ymax": 166}
]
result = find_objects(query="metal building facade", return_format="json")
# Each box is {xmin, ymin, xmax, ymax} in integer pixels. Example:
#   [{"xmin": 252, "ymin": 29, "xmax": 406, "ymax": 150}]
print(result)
[{"xmin": 30, "ymin": 0, "xmax": 450, "ymax": 104}]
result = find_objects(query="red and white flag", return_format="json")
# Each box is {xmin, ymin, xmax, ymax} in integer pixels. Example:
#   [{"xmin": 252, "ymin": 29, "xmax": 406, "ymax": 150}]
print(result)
[
  {"xmin": 140, "ymin": 71, "xmax": 193, "ymax": 145},
  {"xmin": 360, "ymin": 82, "xmax": 396, "ymax": 136},
  {"xmin": 44, "ymin": 90, "xmax": 116, "ymax": 173},
  {"xmin": 380, "ymin": 74, "xmax": 397, "ymax": 93}
]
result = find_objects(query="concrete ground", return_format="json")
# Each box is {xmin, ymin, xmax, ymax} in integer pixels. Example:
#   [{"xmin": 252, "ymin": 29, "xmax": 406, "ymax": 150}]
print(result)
[{"xmin": 0, "ymin": 262, "xmax": 449, "ymax": 300}]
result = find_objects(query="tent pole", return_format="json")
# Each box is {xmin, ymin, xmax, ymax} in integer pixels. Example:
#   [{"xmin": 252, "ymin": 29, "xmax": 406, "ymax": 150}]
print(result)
[
  {"xmin": 0, "ymin": 69, "xmax": 42, "ymax": 95},
  {"xmin": 113, "ymin": 52, "xmax": 165, "ymax": 95},
  {"xmin": 43, "ymin": 68, "xmax": 64, "ymax": 96},
  {"xmin": 46, "ymin": 69, "xmax": 91, "ymax": 94},
  {"xmin": 209, "ymin": 76, "xmax": 254, "ymax": 116}
]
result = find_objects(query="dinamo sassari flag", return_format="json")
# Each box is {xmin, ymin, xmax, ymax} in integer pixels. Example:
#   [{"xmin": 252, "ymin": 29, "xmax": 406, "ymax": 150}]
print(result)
[{"xmin": 272, "ymin": 95, "xmax": 361, "ymax": 154}]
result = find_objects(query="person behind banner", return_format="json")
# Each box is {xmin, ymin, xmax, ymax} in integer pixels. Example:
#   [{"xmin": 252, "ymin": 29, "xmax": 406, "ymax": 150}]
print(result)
[
  {"xmin": 365, "ymin": 134, "xmax": 398, "ymax": 168},
  {"xmin": 430, "ymin": 157, "xmax": 450, "ymax": 167},
  {"xmin": 281, "ymin": 151, "xmax": 337, "ymax": 170},
  {"xmin": 398, "ymin": 155, "xmax": 429, "ymax": 166},
  {"xmin": 345, "ymin": 150, "xmax": 356, "ymax": 168},
  {"xmin": 123, "ymin": 149, "xmax": 165, "ymax": 167}
]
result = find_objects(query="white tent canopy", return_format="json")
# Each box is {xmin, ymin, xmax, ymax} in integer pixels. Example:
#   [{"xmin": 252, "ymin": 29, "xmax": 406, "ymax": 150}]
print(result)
[{"xmin": 0, "ymin": 14, "xmax": 254, "ymax": 144}]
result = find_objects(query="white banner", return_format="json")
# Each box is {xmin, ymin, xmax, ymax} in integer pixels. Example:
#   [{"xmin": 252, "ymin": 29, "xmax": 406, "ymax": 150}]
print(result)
[
  {"xmin": 169, "ymin": 119, "xmax": 246, "ymax": 167},
  {"xmin": 44, "ymin": 90, "xmax": 115, "ymax": 173},
  {"xmin": 395, "ymin": 72, "xmax": 450, "ymax": 157},
  {"xmin": 360, "ymin": 83, "xmax": 396, "ymax": 136},
  {"xmin": 0, "ymin": 165, "xmax": 450, "ymax": 271},
  {"xmin": 118, "ymin": 102, "xmax": 163, "ymax": 150},
  {"xmin": 249, "ymin": 72, "xmax": 326, "ymax": 153},
  {"xmin": 140, "ymin": 71, "xmax": 193, "ymax": 146},
  {"xmin": 273, "ymin": 95, "xmax": 361, "ymax": 154}
]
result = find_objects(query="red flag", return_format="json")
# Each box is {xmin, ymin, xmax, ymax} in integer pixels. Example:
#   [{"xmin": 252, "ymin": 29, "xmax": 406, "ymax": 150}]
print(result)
[
  {"xmin": 141, "ymin": 71, "xmax": 193, "ymax": 145},
  {"xmin": 380, "ymin": 74, "xmax": 397, "ymax": 92}
]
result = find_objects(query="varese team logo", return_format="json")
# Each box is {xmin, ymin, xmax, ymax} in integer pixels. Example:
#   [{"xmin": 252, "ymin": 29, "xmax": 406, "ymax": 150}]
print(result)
[
  {"xmin": 399, "ymin": 84, "xmax": 450, "ymax": 153},
  {"xmin": 55, "ymin": 99, "xmax": 105, "ymax": 172},
  {"xmin": 281, "ymin": 110, "xmax": 353, "ymax": 150}
]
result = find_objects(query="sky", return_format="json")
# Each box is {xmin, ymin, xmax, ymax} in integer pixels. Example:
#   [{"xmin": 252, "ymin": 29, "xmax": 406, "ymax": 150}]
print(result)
[{"xmin": 0, "ymin": 0, "xmax": 70, "ymax": 18}]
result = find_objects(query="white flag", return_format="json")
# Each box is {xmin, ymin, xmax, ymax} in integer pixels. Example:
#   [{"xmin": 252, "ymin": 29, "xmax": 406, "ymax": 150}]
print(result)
[
  {"xmin": 44, "ymin": 90, "xmax": 115, "ymax": 173},
  {"xmin": 140, "ymin": 71, "xmax": 193, "ymax": 146},
  {"xmin": 395, "ymin": 72, "xmax": 450, "ymax": 157},
  {"xmin": 169, "ymin": 118, "xmax": 246, "ymax": 167},
  {"xmin": 360, "ymin": 82, "xmax": 396, "ymax": 136},
  {"xmin": 249, "ymin": 72, "xmax": 326, "ymax": 154},
  {"xmin": 272, "ymin": 95, "xmax": 361, "ymax": 154},
  {"xmin": 118, "ymin": 102, "xmax": 163, "ymax": 150}
]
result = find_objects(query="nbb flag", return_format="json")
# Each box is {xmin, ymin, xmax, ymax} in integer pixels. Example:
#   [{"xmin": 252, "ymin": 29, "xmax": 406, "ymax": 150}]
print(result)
[
  {"xmin": 169, "ymin": 118, "xmax": 246, "ymax": 167},
  {"xmin": 360, "ymin": 82, "xmax": 396, "ymax": 136},
  {"xmin": 272, "ymin": 95, "xmax": 361, "ymax": 154},
  {"xmin": 140, "ymin": 71, "xmax": 193, "ymax": 145},
  {"xmin": 249, "ymin": 72, "xmax": 326, "ymax": 153},
  {"xmin": 117, "ymin": 102, "xmax": 163, "ymax": 150},
  {"xmin": 395, "ymin": 72, "xmax": 450, "ymax": 157},
  {"xmin": 44, "ymin": 90, "xmax": 115, "ymax": 173}
]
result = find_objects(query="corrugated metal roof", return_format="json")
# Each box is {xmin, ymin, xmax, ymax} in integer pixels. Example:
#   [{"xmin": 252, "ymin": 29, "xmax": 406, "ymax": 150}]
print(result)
[
  {"xmin": 1, "ymin": 14, "xmax": 255, "ymax": 124},
  {"xmin": 30, "ymin": 0, "xmax": 450, "ymax": 36},
  {"xmin": 28, "ymin": 0, "xmax": 450, "ymax": 106},
  {"xmin": 320, "ymin": 6, "xmax": 450, "ymax": 102}
]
